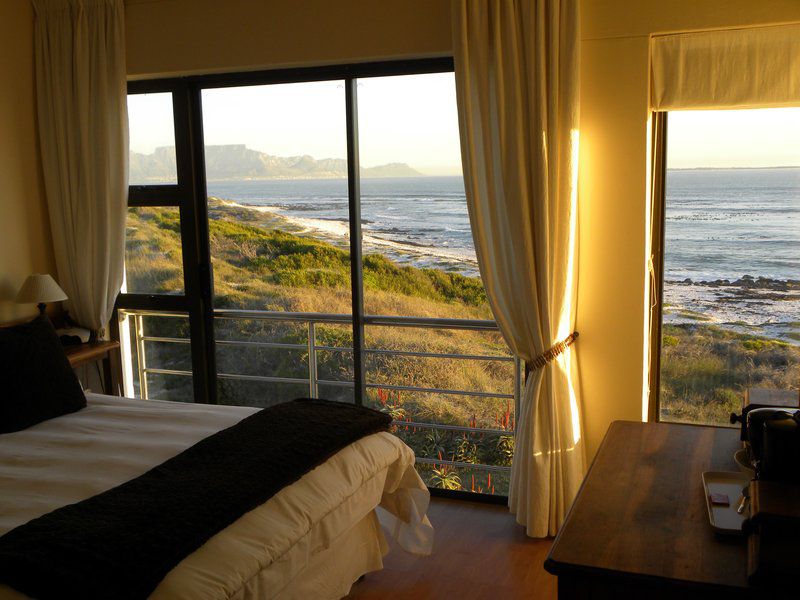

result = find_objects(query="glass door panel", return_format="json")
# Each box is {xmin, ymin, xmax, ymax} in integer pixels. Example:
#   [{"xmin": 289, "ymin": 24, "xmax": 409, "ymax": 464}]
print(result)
[
  {"xmin": 356, "ymin": 72, "xmax": 512, "ymax": 494},
  {"xmin": 124, "ymin": 207, "xmax": 184, "ymax": 295},
  {"xmin": 127, "ymin": 92, "xmax": 178, "ymax": 185},
  {"xmin": 199, "ymin": 81, "xmax": 352, "ymax": 403},
  {"xmin": 356, "ymin": 72, "xmax": 490, "ymax": 320}
]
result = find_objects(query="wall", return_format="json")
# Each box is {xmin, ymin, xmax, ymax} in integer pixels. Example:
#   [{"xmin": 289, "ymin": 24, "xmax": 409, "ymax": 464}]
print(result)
[
  {"xmin": 123, "ymin": 0, "xmax": 800, "ymax": 459},
  {"xmin": 576, "ymin": 0, "xmax": 800, "ymax": 458},
  {"xmin": 0, "ymin": 0, "xmax": 56, "ymax": 322},
  {"xmin": 125, "ymin": 0, "xmax": 452, "ymax": 78}
]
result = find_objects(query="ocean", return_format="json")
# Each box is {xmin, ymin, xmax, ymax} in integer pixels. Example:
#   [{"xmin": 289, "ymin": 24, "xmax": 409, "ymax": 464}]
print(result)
[
  {"xmin": 207, "ymin": 169, "xmax": 799, "ymax": 342},
  {"xmin": 207, "ymin": 176, "xmax": 479, "ymax": 275},
  {"xmin": 662, "ymin": 168, "xmax": 799, "ymax": 342},
  {"xmin": 664, "ymin": 168, "xmax": 799, "ymax": 282}
]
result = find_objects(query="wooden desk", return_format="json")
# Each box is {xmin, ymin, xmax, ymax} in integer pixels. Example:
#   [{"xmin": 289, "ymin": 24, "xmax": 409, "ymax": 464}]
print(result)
[
  {"xmin": 545, "ymin": 421, "xmax": 765, "ymax": 599},
  {"xmin": 64, "ymin": 341, "xmax": 121, "ymax": 396}
]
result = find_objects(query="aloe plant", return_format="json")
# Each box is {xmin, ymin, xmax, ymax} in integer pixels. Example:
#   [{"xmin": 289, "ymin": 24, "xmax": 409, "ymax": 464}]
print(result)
[{"xmin": 430, "ymin": 464, "xmax": 462, "ymax": 490}]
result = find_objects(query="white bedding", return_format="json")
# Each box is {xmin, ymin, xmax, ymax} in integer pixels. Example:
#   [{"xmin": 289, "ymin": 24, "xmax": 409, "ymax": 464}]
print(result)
[{"xmin": 0, "ymin": 394, "xmax": 433, "ymax": 599}]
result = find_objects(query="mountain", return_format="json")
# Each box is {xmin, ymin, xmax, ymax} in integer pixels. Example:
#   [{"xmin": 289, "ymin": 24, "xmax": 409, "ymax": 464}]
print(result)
[{"xmin": 129, "ymin": 145, "xmax": 423, "ymax": 181}]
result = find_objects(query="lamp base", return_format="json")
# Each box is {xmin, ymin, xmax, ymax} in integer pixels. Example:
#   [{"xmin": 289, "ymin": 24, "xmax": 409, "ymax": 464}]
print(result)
[{"xmin": 37, "ymin": 303, "xmax": 47, "ymax": 315}]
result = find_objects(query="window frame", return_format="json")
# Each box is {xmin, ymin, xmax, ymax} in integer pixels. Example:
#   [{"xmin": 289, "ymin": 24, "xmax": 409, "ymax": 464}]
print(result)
[
  {"xmin": 118, "ymin": 58, "xmax": 456, "ymax": 407},
  {"xmin": 118, "ymin": 57, "xmax": 525, "ymax": 502},
  {"xmin": 120, "ymin": 80, "xmax": 217, "ymax": 404},
  {"xmin": 648, "ymin": 111, "xmax": 669, "ymax": 422},
  {"xmin": 648, "ymin": 110, "xmax": 796, "ymax": 427}
]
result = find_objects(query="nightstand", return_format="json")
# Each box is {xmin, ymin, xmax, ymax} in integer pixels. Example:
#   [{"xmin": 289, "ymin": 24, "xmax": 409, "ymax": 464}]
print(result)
[{"xmin": 64, "ymin": 341, "xmax": 122, "ymax": 396}]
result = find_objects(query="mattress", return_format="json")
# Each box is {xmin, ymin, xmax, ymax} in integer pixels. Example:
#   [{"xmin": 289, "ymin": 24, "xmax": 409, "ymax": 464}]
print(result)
[{"xmin": 0, "ymin": 394, "xmax": 432, "ymax": 599}]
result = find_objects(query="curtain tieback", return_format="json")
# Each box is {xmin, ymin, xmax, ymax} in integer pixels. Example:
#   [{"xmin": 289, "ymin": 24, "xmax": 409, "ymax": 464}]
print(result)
[{"xmin": 529, "ymin": 331, "xmax": 579, "ymax": 371}]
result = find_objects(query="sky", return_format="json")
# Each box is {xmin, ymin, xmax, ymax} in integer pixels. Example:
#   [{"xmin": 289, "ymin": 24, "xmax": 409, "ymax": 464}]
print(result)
[
  {"xmin": 128, "ymin": 77, "xmax": 800, "ymax": 174},
  {"xmin": 667, "ymin": 107, "xmax": 800, "ymax": 169},
  {"xmin": 127, "ymin": 72, "xmax": 464, "ymax": 176}
]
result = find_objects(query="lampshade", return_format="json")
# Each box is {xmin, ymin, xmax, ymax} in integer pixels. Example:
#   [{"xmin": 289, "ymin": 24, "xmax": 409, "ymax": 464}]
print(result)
[{"xmin": 15, "ymin": 274, "xmax": 68, "ymax": 304}]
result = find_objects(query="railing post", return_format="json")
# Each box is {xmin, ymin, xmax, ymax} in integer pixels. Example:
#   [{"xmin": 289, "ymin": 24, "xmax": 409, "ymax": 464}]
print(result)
[
  {"xmin": 134, "ymin": 314, "xmax": 149, "ymax": 400},
  {"xmin": 116, "ymin": 310, "xmax": 136, "ymax": 397},
  {"xmin": 514, "ymin": 355, "xmax": 522, "ymax": 426},
  {"xmin": 308, "ymin": 321, "xmax": 318, "ymax": 398},
  {"xmin": 345, "ymin": 78, "xmax": 366, "ymax": 405}
]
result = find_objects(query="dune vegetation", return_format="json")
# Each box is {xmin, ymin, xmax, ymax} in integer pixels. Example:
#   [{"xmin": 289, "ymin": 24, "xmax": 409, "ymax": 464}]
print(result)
[
  {"xmin": 659, "ymin": 323, "xmax": 799, "ymax": 425},
  {"xmin": 125, "ymin": 201, "xmax": 514, "ymax": 494}
]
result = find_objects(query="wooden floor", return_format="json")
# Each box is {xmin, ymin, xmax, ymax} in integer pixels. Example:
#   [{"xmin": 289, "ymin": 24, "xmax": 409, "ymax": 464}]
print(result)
[{"xmin": 346, "ymin": 497, "xmax": 557, "ymax": 600}]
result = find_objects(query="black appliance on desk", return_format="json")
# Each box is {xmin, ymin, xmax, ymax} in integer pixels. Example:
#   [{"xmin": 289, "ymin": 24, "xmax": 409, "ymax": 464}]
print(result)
[
  {"xmin": 741, "ymin": 407, "xmax": 800, "ymax": 587},
  {"xmin": 747, "ymin": 408, "xmax": 800, "ymax": 483}
]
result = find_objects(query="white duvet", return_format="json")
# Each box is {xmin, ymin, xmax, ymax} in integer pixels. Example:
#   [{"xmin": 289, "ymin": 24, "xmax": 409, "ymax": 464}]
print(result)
[{"xmin": 0, "ymin": 394, "xmax": 433, "ymax": 599}]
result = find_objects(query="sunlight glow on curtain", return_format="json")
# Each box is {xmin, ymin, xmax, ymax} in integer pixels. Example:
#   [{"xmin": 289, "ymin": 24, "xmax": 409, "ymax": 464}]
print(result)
[
  {"xmin": 651, "ymin": 23, "xmax": 800, "ymax": 111},
  {"xmin": 33, "ymin": 0, "xmax": 128, "ymax": 335},
  {"xmin": 452, "ymin": 0, "xmax": 585, "ymax": 537}
]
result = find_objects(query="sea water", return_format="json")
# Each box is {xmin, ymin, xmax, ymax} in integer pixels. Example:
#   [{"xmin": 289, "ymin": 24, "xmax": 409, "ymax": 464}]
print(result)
[
  {"xmin": 662, "ymin": 168, "xmax": 799, "ymax": 342},
  {"xmin": 207, "ymin": 176, "xmax": 480, "ymax": 275},
  {"xmin": 664, "ymin": 168, "xmax": 799, "ymax": 281},
  {"xmin": 207, "ymin": 168, "xmax": 799, "ymax": 343}
]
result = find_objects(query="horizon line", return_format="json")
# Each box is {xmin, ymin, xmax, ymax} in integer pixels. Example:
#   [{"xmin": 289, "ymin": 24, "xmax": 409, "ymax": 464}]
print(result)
[{"xmin": 668, "ymin": 165, "xmax": 800, "ymax": 171}]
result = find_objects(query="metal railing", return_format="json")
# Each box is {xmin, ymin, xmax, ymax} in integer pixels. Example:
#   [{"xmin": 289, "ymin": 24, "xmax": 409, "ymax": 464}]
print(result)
[{"xmin": 119, "ymin": 308, "xmax": 521, "ymax": 480}]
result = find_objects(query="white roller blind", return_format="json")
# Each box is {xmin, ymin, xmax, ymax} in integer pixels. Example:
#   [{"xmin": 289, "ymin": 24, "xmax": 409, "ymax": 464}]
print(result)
[{"xmin": 650, "ymin": 23, "xmax": 800, "ymax": 111}]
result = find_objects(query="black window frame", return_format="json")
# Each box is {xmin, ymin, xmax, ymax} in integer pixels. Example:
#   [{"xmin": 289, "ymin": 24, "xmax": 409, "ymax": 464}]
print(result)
[
  {"xmin": 649, "ymin": 111, "xmax": 668, "ymax": 422},
  {"xmin": 118, "ymin": 57, "xmax": 456, "ymax": 407}
]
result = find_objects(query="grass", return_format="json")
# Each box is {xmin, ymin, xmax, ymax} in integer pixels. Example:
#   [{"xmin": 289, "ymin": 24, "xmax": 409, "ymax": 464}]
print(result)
[
  {"xmin": 659, "ymin": 323, "xmax": 799, "ymax": 426},
  {"xmin": 205, "ymin": 208, "xmax": 489, "ymax": 312},
  {"xmin": 125, "ymin": 203, "xmax": 511, "ymax": 493}
]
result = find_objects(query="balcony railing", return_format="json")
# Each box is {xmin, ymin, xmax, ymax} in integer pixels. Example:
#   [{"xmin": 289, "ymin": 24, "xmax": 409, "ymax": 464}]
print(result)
[{"xmin": 118, "ymin": 308, "xmax": 521, "ymax": 495}]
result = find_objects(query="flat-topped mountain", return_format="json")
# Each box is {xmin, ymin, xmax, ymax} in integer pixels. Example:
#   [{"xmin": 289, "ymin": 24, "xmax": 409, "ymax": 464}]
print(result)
[{"xmin": 129, "ymin": 144, "xmax": 423, "ymax": 181}]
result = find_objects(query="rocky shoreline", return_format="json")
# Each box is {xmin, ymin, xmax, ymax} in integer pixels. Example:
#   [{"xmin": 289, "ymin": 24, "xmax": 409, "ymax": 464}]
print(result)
[
  {"xmin": 666, "ymin": 276, "xmax": 800, "ymax": 303},
  {"xmin": 662, "ymin": 275, "xmax": 799, "ymax": 346},
  {"xmin": 668, "ymin": 275, "xmax": 799, "ymax": 291}
]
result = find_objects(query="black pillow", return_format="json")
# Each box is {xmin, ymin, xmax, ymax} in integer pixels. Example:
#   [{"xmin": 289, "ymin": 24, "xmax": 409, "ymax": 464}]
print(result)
[{"xmin": 0, "ymin": 315, "xmax": 86, "ymax": 433}]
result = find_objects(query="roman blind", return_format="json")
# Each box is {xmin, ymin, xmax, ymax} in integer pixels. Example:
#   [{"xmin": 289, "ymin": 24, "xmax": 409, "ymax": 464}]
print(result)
[{"xmin": 650, "ymin": 23, "xmax": 800, "ymax": 110}]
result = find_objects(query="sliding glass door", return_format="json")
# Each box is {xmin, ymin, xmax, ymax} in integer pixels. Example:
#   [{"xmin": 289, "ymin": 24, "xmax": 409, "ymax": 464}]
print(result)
[
  {"xmin": 118, "ymin": 60, "xmax": 520, "ymax": 497},
  {"xmin": 356, "ymin": 73, "xmax": 517, "ymax": 494}
]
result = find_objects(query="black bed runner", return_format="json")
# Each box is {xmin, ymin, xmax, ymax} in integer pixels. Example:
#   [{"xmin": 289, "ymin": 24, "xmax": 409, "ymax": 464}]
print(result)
[{"xmin": 0, "ymin": 398, "xmax": 391, "ymax": 600}]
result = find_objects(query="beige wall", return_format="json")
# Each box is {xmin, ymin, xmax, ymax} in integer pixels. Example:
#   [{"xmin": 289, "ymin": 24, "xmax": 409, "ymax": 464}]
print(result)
[
  {"xmin": 0, "ymin": 0, "xmax": 56, "ymax": 322},
  {"xmin": 126, "ymin": 0, "xmax": 452, "ymax": 78}
]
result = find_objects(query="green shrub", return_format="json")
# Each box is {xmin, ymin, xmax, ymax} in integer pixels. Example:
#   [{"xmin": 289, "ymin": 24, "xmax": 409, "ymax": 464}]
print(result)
[{"xmin": 662, "ymin": 335, "xmax": 679, "ymax": 347}]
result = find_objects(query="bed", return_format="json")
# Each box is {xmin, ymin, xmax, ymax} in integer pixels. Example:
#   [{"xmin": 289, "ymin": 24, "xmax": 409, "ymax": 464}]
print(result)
[{"xmin": 0, "ymin": 393, "xmax": 433, "ymax": 599}]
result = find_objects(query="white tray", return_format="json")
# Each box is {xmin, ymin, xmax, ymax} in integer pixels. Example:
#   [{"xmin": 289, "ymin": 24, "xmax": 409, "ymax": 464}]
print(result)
[{"xmin": 701, "ymin": 471, "xmax": 751, "ymax": 535}]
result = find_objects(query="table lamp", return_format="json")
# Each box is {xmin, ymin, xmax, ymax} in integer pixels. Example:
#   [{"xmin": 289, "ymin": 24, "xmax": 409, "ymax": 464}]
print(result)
[{"xmin": 15, "ymin": 274, "xmax": 68, "ymax": 315}]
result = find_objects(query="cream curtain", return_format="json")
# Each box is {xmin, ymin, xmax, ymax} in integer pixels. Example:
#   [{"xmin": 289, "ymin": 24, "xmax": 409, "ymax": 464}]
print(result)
[
  {"xmin": 33, "ymin": 0, "xmax": 128, "ymax": 335},
  {"xmin": 452, "ymin": 0, "xmax": 585, "ymax": 537},
  {"xmin": 651, "ymin": 23, "xmax": 800, "ymax": 111}
]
